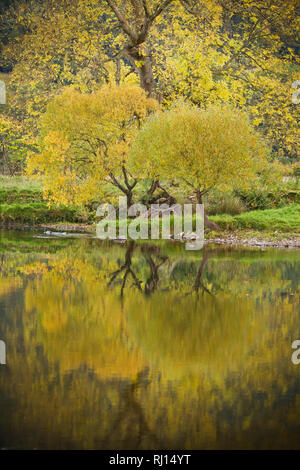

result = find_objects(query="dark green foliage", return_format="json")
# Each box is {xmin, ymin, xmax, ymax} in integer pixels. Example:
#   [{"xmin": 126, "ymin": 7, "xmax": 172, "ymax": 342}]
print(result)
[{"xmin": 234, "ymin": 185, "xmax": 300, "ymax": 211}]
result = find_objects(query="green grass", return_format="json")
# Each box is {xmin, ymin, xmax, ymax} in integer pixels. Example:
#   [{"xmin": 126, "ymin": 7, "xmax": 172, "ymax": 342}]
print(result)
[
  {"xmin": 0, "ymin": 176, "xmax": 91, "ymax": 224},
  {"xmin": 1, "ymin": 176, "xmax": 299, "ymax": 232},
  {"xmin": 210, "ymin": 205, "xmax": 300, "ymax": 232},
  {"xmin": 0, "ymin": 175, "xmax": 42, "ymax": 191},
  {"xmin": 0, "ymin": 202, "xmax": 81, "ymax": 224},
  {"xmin": 100, "ymin": 205, "xmax": 300, "ymax": 235},
  {"xmin": 0, "ymin": 188, "xmax": 44, "ymax": 204},
  {"xmin": 0, "ymin": 175, "xmax": 44, "ymax": 204}
]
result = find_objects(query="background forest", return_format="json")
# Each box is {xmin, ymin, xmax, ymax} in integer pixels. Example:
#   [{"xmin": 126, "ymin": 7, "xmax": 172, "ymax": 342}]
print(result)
[{"xmin": 0, "ymin": 0, "xmax": 299, "ymax": 230}]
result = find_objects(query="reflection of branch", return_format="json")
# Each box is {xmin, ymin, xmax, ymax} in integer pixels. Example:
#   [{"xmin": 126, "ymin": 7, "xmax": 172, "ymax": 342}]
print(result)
[
  {"xmin": 193, "ymin": 252, "xmax": 212, "ymax": 295},
  {"xmin": 102, "ymin": 367, "xmax": 160, "ymax": 448},
  {"xmin": 143, "ymin": 250, "xmax": 168, "ymax": 295},
  {"xmin": 108, "ymin": 242, "xmax": 142, "ymax": 296},
  {"xmin": 108, "ymin": 243, "xmax": 169, "ymax": 297}
]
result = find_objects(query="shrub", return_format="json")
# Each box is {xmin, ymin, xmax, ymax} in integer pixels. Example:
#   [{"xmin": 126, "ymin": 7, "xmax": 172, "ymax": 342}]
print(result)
[{"xmin": 205, "ymin": 191, "xmax": 246, "ymax": 215}]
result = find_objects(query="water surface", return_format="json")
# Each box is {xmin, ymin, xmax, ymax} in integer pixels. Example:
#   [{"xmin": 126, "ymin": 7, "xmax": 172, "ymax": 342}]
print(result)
[{"xmin": 0, "ymin": 230, "xmax": 299, "ymax": 449}]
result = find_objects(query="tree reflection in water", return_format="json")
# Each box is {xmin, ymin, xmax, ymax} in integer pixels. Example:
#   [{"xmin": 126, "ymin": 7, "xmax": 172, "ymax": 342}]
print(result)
[{"xmin": 0, "ymin": 233, "xmax": 299, "ymax": 449}]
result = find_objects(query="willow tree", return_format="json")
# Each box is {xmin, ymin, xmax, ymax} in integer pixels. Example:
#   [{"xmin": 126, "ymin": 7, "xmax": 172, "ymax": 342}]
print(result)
[
  {"xmin": 131, "ymin": 103, "xmax": 270, "ymax": 229},
  {"xmin": 26, "ymin": 84, "xmax": 158, "ymax": 206}
]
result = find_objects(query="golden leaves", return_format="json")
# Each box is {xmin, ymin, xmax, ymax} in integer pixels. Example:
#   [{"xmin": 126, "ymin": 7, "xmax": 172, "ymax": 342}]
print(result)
[
  {"xmin": 26, "ymin": 84, "xmax": 159, "ymax": 205},
  {"xmin": 131, "ymin": 102, "xmax": 270, "ymax": 194}
]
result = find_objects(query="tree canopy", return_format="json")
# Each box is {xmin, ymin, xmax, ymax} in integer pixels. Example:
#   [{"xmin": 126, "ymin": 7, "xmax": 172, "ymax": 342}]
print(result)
[
  {"xmin": 131, "ymin": 102, "xmax": 272, "ymax": 227},
  {"xmin": 26, "ymin": 83, "xmax": 158, "ymax": 205},
  {"xmin": 0, "ymin": 0, "xmax": 299, "ymax": 164}
]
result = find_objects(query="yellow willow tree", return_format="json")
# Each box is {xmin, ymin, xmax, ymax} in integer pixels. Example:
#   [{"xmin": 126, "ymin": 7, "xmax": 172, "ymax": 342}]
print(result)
[
  {"xmin": 131, "ymin": 103, "xmax": 270, "ymax": 230},
  {"xmin": 26, "ymin": 84, "xmax": 158, "ymax": 206}
]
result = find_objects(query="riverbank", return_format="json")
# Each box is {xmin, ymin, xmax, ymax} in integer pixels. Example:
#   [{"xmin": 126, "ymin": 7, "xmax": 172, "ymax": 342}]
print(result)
[
  {"xmin": 1, "ymin": 222, "xmax": 299, "ymax": 248},
  {"xmin": 0, "ymin": 176, "xmax": 299, "ymax": 248}
]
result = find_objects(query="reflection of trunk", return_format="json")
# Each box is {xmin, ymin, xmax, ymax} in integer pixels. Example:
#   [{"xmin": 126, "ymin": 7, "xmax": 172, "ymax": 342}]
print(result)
[
  {"xmin": 103, "ymin": 368, "xmax": 159, "ymax": 448},
  {"xmin": 108, "ymin": 242, "xmax": 142, "ymax": 296},
  {"xmin": 196, "ymin": 190, "xmax": 220, "ymax": 231},
  {"xmin": 143, "ymin": 250, "xmax": 168, "ymax": 295},
  {"xmin": 108, "ymin": 242, "xmax": 168, "ymax": 296},
  {"xmin": 193, "ymin": 251, "xmax": 212, "ymax": 295}
]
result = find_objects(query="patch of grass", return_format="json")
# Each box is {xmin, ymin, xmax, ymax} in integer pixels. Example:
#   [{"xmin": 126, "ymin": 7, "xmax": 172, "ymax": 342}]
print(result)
[
  {"xmin": 0, "ymin": 203, "xmax": 82, "ymax": 224},
  {"xmin": 0, "ymin": 175, "xmax": 42, "ymax": 191},
  {"xmin": 0, "ymin": 187, "xmax": 44, "ymax": 204},
  {"xmin": 0, "ymin": 176, "xmax": 92, "ymax": 224},
  {"xmin": 0, "ymin": 176, "xmax": 44, "ymax": 204},
  {"xmin": 210, "ymin": 205, "xmax": 300, "ymax": 232}
]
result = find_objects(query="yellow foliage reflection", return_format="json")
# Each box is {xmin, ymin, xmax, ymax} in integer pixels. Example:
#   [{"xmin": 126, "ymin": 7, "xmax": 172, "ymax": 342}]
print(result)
[{"xmin": 0, "ymin": 239, "xmax": 299, "ymax": 449}]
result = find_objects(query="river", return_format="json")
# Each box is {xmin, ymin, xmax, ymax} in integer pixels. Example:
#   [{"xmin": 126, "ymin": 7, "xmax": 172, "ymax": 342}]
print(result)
[{"xmin": 0, "ymin": 230, "xmax": 299, "ymax": 449}]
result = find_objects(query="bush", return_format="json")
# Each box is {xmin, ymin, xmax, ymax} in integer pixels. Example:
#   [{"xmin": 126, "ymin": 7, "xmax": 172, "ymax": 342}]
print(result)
[
  {"xmin": 205, "ymin": 191, "xmax": 246, "ymax": 215},
  {"xmin": 234, "ymin": 179, "xmax": 300, "ymax": 210},
  {"xmin": 210, "ymin": 205, "xmax": 300, "ymax": 232}
]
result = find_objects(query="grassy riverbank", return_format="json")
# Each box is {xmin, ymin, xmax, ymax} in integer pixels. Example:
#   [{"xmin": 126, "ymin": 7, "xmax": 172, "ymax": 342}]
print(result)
[
  {"xmin": 210, "ymin": 205, "xmax": 300, "ymax": 232},
  {"xmin": 0, "ymin": 176, "xmax": 299, "ymax": 242},
  {"xmin": 0, "ymin": 176, "xmax": 88, "ymax": 224}
]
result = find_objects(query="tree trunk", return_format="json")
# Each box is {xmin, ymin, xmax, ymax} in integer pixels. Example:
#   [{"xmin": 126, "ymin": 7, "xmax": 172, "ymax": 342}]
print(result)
[
  {"xmin": 0, "ymin": 136, "xmax": 10, "ymax": 176},
  {"xmin": 196, "ymin": 190, "xmax": 220, "ymax": 231},
  {"xmin": 139, "ymin": 51, "xmax": 155, "ymax": 98},
  {"xmin": 126, "ymin": 45, "xmax": 156, "ymax": 98},
  {"xmin": 106, "ymin": 0, "xmax": 174, "ymax": 99},
  {"xmin": 109, "ymin": 167, "xmax": 137, "ymax": 209},
  {"xmin": 143, "ymin": 179, "xmax": 176, "ymax": 206}
]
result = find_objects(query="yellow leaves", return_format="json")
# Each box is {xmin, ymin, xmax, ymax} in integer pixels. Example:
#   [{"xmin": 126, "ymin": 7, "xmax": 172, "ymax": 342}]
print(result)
[
  {"xmin": 253, "ymin": 117, "xmax": 263, "ymax": 127},
  {"xmin": 19, "ymin": 262, "xmax": 49, "ymax": 277},
  {"xmin": 27, "ymin": 84, "xmax": 159, "ymax": 205},
  {"xmin": 132, "ymin": 103, "xmax": 270, "ymax": 194}
]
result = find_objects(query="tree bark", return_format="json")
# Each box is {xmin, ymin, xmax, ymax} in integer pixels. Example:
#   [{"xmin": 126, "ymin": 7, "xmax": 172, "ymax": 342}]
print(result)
[
  {"xmin": 143, "ymin": 179, "xmax": 176, "ymax": 206},
  {"xmin": 109, "ymin": 166, "xmax": 137, "ymax": 208},
  {"xmin": 196, "ymin": 190, "xmax": 220, "ymax": 231},
  {"xmin": 106, "ymin": 0, "xmax": 175, "ymax": 97},
  {"xmin": 139, "ymin": 51, "xmax": 155, "ymax": 98},
  {"xmin": 0, "ymin": 135, "xmax": 10, "ymax": 175}
]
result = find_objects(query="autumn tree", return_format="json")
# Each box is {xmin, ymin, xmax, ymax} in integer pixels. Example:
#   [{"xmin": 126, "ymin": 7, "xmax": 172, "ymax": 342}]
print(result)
[
  {"xmin": 26, "ymin": 83, "xmax": 158, "ymax": 206},
  {"xmin": 131, "ymin": 103, "xmax": 270, "ymax": 229},
  {"xmin": 150, "ymin": 0, "xmax": 299, "ymax": 161},
  {"xmin": 104, "ymin": 0, "xmax": 176, "ymax": 97},
  {"xmin": 1, "ymin": 0, "xmax": 299, "ymax": 160},
  {"xmin": 0, "ymin": 115, "xmax": 32, "ymax": 174}
]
